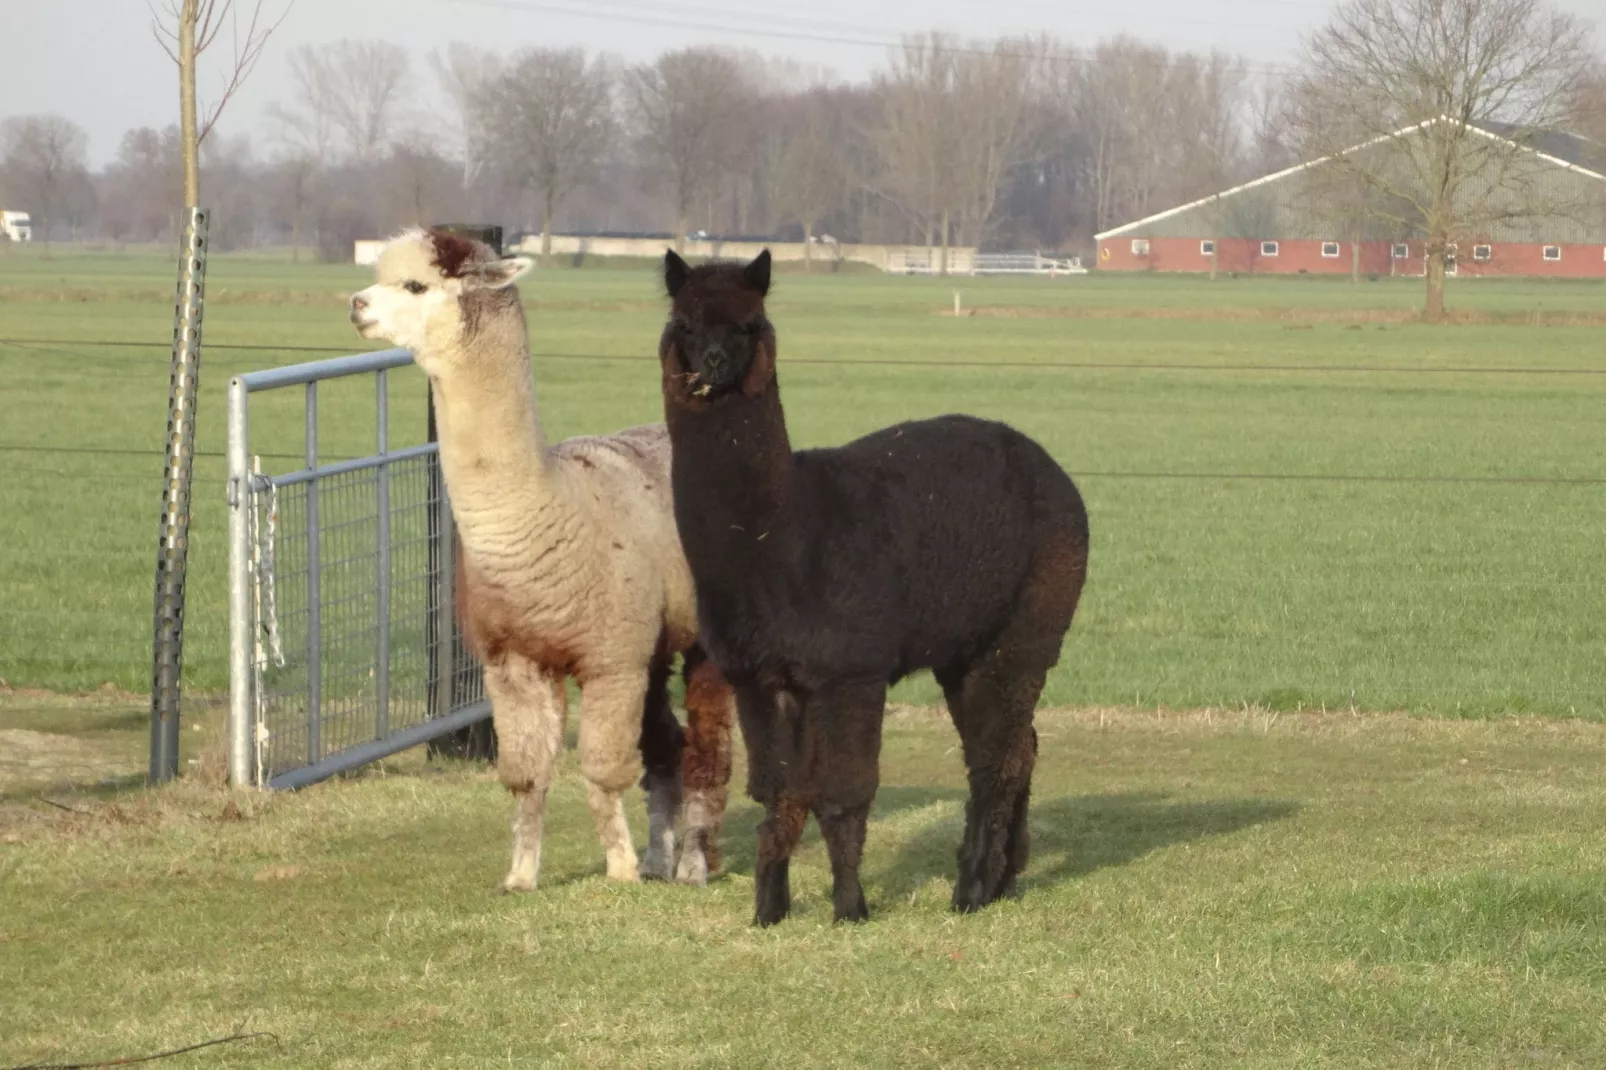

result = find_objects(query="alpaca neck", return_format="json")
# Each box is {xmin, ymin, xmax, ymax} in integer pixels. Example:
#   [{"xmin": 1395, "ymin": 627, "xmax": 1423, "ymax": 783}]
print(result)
[
  {"xmin": 429, "ymin": 352, "xmax": 553, "ymax": 530},
  {"xmin": 671, "ymin": 383, "xmax": 799, "ymax": 570}
]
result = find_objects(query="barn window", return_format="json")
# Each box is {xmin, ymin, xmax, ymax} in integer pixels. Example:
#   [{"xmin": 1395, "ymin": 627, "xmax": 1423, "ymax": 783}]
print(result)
[
  {"xmin": 1261, "ymin": 241, "xmax": 1279, "ymax": 257},
  {"xmin": 1321, "ymin": 241, "xmax": 1341, "ymax": 258},
  {"xmin": 1473, "ymin": 244, "xmax": 1491, "ymax": 261},
  {"xmin": 1200, "ymin": 240, "xmax": 1215, "ymax": 256},
  {"xmin": 1543, "ymin": 245, "xmax": 1561, "ymax": 261},
  {"xmin": 1392, "ymin": 243, "xmax": 1409, "ymax": 259},
  {"xmin": 1131, "ymin": 239, "xmax": 1150, "ymax": 256}
]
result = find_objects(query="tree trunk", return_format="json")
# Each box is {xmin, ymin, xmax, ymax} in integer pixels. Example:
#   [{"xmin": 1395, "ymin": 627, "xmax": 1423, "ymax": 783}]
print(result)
[
  {"xmin": 1424, "ymin": 239, "xmax": 1447, "ymax": 323},
  {"xmin": 179, "ymin": 0, "xmax": 200, "ymax": 205},
  {"xmin": 1210, "ymin": 240, "xmax": 1218, "ymax": 281},
  {"xmin": 541, "ymin": 192, "xmax": 553, "ymax": 264},
  {"xmin": 1351, "ymin": 240, "xmax": 1360, "ymax": 284},
  {"xmin": 939, "ymin": 207, "xmax": 950, "ymax": 277},
  {"xmin": 675, "ymin": 209, "xmax": 687, "ymax": 255},
  {"xmin": 803, "ymin": 218, "xmax": 813, "ymax": 272}
]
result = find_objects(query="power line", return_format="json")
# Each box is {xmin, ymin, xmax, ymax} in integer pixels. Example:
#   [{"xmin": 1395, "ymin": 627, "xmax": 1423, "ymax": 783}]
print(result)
[{"xmin": 417, "ymin": 0, "xmax": 1299, "ymax": 78}]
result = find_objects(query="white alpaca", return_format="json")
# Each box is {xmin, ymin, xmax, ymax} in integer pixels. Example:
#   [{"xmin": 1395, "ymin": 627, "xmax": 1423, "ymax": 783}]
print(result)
[{"xmin": 350, "ymin": 228, "xmax": 733, "ymax": 891}]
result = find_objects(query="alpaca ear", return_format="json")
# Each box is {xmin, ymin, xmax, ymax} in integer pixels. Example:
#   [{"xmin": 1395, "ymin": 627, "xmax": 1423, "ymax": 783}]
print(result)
[
  {"xmin": 744, "ymin": 249, "xmax": 772, "ymax": 296},
  {"xmin": 461, "ymin": 256, "xmax": 534, "ymax": 291},
  {"xmin": 664, "ymin": 249, "xmax": 690, "ymax": 297}
]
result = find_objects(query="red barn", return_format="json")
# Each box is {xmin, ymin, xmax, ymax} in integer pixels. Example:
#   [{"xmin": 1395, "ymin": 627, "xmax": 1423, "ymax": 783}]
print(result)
[{"xmin": 1095, "ymin": 118, "xmax": 1606, "ymax": 279}]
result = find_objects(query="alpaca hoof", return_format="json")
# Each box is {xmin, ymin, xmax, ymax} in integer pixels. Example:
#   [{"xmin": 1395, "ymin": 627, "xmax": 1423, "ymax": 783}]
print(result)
[
  {"xmin": 950, "ymin": 879, "xmax": 991, "ymax": 914},
  {"xmin": 674, "ymin": 845, "xmax": 709, "ymax": 887},
  {"xmin": 833, "ymin": 893, "xmax": 870, "ymax": 924},
  {"xmin": 605, "ymin": 856, "xmax": 641, "ymax": 882},
  {"xmin": 754, "ymin": 904, "xmax": 790, "ymax": 928},
  {"xmin": 638, "ymin": 846, "xmax": 676, "ymax": 882},
  {"xmin": 500, "ymin": 875, "xmax": 537, "ymax": 895}
]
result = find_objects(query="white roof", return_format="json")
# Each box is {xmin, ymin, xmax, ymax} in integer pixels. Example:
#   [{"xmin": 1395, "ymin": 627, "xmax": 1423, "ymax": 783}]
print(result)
[{"xmin": 1095, "ymin": 116, "xmax": 1606, "ymax": 241}]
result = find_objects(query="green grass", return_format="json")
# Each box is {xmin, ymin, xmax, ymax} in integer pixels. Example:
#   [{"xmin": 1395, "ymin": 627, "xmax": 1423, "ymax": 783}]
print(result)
[
  {"xmin": 1, "ymin": 244, "xmax": 1604, "ymax": 715},
  {"xmin": 4, "ymin": 695, "xmax": 1606, "ymax": 1067},
  {"xmin": 4, "ymin": 246, "xmax": 1606, "ymax": 1066}
]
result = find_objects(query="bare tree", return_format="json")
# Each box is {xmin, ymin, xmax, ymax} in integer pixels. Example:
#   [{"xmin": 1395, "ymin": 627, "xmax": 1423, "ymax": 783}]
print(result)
[
  {"xmin": 479, "ymin": 47, "xmax": 615, "ymax": 259},
  {"xmin": 0, "ymin": 115, "xmax": 90, "ymax": 253},
  {"xmin": 1287, "ymin": 0, "xmax": 1595, "ymax": 321},
  {"xmin": 429, "ymin": 43, "xmax": 503, "ymax": 190},
  {"xmin": 948, "ymin": 37, "xmax": 1047, "ymax": 249},
  {"xmin": 1569, "ymin": 58, "xmax": 1606, "ymax": 146},
  {"xmin": 626, "ymin": 47, "xmax": 753, "ymax": 251},
  {"xmin": 272, "ymin": 40, "xmax": 411, "ymax": 164},
  {"xmin": 151, "ymin": 0, "xmax": 288, "ymax": 203},
  {"xmin": 868, "ymin": 35, "xmax": 958, "ymax": 264},
  {"xmin": 773, "ymin": 88, "xmax": 851, "ymax": 266},
  {"xmin": 102, "ymin": 126, "xmax": 185, "ymax": 244}
]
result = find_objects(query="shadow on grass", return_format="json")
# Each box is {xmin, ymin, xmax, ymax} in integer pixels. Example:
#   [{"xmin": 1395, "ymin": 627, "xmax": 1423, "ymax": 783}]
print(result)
[{"xmin": 713, "ymin": 785, "xmax": 1299, "ymax": 901}]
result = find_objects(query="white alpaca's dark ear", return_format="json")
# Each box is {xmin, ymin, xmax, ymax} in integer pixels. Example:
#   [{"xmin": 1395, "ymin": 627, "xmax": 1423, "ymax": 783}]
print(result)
[
  {"xmin": 664, "ymin": 249, "xmax": 690, "ymax": 297},
  {"xmin": 744, "ymin": 248, "xmax": 771, "ymax": 296},
  {"xmin": 462, "ymin": 256, "xmax": 534, "ymax": 291}
]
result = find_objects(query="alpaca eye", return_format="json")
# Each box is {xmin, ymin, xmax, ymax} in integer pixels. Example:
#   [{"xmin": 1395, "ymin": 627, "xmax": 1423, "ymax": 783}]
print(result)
[{"xmin": 403, "ymin": 280, "xmax": 428, "ymax": 295}]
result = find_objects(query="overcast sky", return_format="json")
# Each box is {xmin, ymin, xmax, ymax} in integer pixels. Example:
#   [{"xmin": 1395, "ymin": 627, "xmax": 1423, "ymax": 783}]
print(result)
[{"xmin": 6, "ymin": 0, "xmax": 1602, "ymax": 166}]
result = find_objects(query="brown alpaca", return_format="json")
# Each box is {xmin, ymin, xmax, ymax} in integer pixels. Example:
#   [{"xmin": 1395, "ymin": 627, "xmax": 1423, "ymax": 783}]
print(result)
[{"xmin": 350, "ymin": 228, "xmax": 733, "ymax": 890}]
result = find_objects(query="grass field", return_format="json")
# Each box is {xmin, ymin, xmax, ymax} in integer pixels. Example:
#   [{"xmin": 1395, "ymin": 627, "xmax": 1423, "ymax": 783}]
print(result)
[
  {"xmin": 1, "ymin": 243, "xmax": 1603, "ymax": 715},
  {"xmin": 4, "ymin": 695, "xmax": 1606, "ymax": 1067},
  {"xmin": 3, "ymin": 244, "xmax": 1606, "ymax": 1067}
]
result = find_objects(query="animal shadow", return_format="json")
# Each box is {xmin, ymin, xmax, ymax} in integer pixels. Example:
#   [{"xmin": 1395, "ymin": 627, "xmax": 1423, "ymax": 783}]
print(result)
[{"xmin": 872, "ymin": 786, "xmax": 1299, "ymax": 902}]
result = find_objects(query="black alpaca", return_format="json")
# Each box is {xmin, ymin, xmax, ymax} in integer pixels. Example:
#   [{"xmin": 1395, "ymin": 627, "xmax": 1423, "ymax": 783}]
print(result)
[{"xmin": 658, "ymin": 249, "xmax": 1090, "ymax": 926}]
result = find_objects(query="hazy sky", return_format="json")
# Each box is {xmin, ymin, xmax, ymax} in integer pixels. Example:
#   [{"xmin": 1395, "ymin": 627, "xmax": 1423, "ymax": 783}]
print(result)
[{"xmin": 6, "ymin": 0, "xmax": 1602, "ymax": 166}]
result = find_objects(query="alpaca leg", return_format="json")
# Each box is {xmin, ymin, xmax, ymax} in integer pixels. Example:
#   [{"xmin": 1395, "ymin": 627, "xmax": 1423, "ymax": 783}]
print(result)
[
  {"xmin": 735, "ymin": 684, "xmax": 809, "ymax": 925},
  {"xmin": 484, "ymin": 658, "xmax": 565, "ymax": 894},
  {"xmin": 755, "ymin": 794, "xmax": 810, "ymax": 927},
  {"xmin": 637, "ymin": 651, "xmax": 684, "ymax": 882},
  {"xmin": 675, "ymin": 647, "xmax": 735, "ymax": 885},
  {"xmin": 941, "ymin": 657, "xmax": 1047, "ymax": 914},
  {"xmin": 578, "ymin": 670, "xmax": 649, "ymax": 882},
  {"xmin": 810, "ymin": 679, "xmax": 886, "ymax": 924}
]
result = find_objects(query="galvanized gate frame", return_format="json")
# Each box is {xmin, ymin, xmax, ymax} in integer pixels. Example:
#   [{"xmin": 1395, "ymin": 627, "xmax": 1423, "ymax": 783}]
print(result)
[{"xmin": 226, "ymin": 348, "xmax": 489, "ymax": 789}]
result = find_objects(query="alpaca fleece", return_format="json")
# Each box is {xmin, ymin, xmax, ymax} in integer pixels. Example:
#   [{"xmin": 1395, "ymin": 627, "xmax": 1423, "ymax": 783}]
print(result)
[
  {"xmin": 659, "ymin": 250, "xmax": 1089, "ymax": 925},
  {"xmin": 349, "ymin": 228, "xmax": 733, "ymax": 892}
]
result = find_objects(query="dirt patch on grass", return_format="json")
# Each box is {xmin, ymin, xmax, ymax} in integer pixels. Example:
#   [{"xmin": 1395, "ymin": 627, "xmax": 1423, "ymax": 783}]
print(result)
[
  {"xmin": 945, "ymin": 305, "xmax": 1606, "ymax": 327},
  {"xmin": 0, "ymin": 728, "xmax": 142, "ymax": 791}
]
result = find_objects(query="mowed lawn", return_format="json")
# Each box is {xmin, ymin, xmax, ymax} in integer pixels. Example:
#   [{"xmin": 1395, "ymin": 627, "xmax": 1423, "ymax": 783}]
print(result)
[
  {"xmin": 1, "ymin": 245, "xmax": 1603, "ymax": 715},
  {"xmin": 2, "ymin": 695, "xmax": 1606, "ymax": 1068},
  {"xmin": 3, "ymin": 248, "xmax": 1606, "ymax": 1067}
]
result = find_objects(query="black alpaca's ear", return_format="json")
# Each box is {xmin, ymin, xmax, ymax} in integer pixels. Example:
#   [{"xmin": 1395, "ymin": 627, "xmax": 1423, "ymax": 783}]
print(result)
[
  {"xmin": 664, "ymin": 249, "xmax": 690, "ymax": 297},
  {"xmin": 744, "ymin": 249, "xmax": 771, "ymax": 296}
]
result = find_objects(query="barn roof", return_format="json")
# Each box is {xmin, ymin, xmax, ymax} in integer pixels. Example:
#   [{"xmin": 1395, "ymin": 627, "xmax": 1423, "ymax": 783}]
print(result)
[{"xmin": 1096, "ymin": 116, "xmax": 1606, "ymax": 243}]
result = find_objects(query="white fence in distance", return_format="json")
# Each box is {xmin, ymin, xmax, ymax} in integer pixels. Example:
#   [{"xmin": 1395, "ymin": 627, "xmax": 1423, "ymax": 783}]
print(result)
[{"xmin": 888, "ymin": 249, "xmax": 1087, "ymax": 277}]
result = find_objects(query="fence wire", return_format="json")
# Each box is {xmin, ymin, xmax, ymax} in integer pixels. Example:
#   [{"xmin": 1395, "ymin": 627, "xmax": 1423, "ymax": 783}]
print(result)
[{"xmin": 1, "ymin": 335, "xmax": 1602, "ymax": 790}]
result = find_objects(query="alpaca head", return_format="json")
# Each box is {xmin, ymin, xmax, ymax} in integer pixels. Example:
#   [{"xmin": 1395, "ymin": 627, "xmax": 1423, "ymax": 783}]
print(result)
[
  {"xmin": 349, "ymin": 228, "xmax": 534, "ymax": 372},
  {"xmin": 661, "ymin": 249, "xmax": 774, "ymax": 400}
]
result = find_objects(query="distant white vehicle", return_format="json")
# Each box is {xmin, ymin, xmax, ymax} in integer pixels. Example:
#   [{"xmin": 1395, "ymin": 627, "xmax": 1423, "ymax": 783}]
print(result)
[{"xmin": 1, "ymin": 210, "xmax": 32, "ymax": 242}]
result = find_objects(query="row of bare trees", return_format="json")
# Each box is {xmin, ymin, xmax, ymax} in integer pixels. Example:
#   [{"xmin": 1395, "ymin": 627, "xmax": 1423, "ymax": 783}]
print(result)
[
  {"xmin": 4, "ymin": 9, "xmax": 1603, "ymax": 268},
  {"xmin": 0, "ymin": 34, "xmax": 1286, "ymax": 257}
]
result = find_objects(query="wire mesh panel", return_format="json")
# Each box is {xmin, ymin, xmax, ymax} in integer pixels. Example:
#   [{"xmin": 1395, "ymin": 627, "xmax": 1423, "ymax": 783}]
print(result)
[
  {"xmin": 245, "ymin": 453, "xmax": 484, "ymax": 786},
  {"xmin": 226, "ymin": 350, "xmax": 489, "ymax": 790}
]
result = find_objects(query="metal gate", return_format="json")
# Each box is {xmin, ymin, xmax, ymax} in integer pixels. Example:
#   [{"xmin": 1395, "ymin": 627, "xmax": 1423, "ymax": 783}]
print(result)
[{"xmin": 226, "ymin": 349, "xmax": 486, "ymax": 789}]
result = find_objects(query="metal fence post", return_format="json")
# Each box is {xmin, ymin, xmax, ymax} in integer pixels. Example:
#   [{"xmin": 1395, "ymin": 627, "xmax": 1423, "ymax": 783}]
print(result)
[
  {"xmin": 226, "ymin": 376, "xmax": 252, "ymax": 787},
  {"xmin": 305, "ymin": 381, "xmax": 322, "ymax": 764},
  {"xmin": 375, "ymin": 369, "xmax": 391, "ymax": 739},
  {"xmin": 149, "ymin": 206, "xmax": 208, "ymax": 784},
  {"xmin": 425, "ymin": 222, "xmax": 502, "ymax": 762}
]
